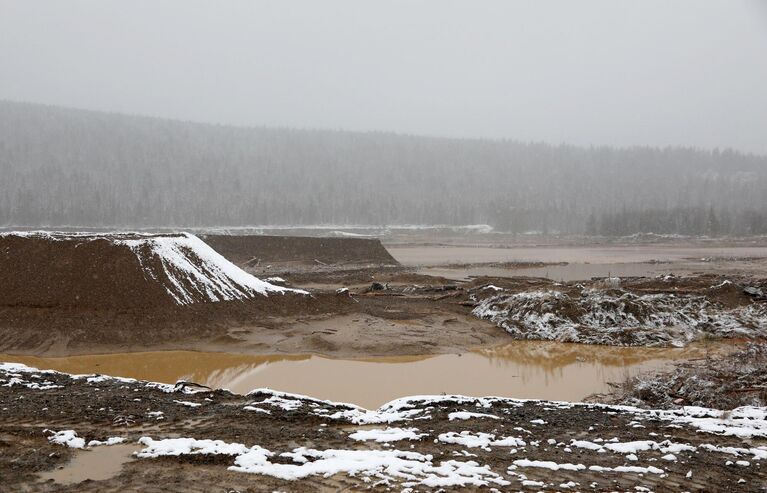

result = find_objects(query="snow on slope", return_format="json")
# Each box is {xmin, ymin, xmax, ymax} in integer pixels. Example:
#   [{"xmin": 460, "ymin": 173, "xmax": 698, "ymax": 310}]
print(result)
[
  {"xmin": 116, "ymin": 233, "xmax": 306, "ymax": 304},
  {"xmin": 1, "ymin": 231, "xmax": 306, "ymax": 305}
]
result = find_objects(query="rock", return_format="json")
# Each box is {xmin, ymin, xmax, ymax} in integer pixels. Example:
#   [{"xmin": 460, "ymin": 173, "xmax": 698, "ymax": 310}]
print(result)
[{"xmin": 744, "ymin": 286, "xmax": 764, "ymax": 298}]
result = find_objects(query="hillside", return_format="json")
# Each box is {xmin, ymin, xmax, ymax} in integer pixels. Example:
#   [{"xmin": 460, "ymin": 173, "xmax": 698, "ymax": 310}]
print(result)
[{"xmin": 1, "ymin": 100, "xmax": 766, "ymax": 235}]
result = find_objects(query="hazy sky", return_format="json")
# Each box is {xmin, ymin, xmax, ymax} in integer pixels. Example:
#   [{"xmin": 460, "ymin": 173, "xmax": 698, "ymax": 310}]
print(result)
[{"xmin": 1, "ymin": 0, "xmax": 766, "ymax": 153}]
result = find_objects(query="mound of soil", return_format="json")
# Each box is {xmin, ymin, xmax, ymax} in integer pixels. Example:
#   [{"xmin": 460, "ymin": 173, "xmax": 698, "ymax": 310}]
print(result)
[
  {"xmin": 200, "ymin": 234, "xmax": 399, "ymax": 267},
  {"xmin": 0, "ymin": 232, "xmax": 292, "ymax": 310}
]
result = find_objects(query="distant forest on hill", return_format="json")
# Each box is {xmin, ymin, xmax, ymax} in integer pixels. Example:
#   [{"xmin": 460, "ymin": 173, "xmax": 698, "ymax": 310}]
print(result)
[{"xmin": 1, "ymin": 100, "xmax": 767, "ymax": 236}]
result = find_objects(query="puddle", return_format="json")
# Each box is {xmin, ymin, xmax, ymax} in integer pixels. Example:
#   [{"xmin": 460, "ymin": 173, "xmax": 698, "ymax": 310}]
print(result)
[
  {"xmin": 419, "ymin": 262, "xmax": 668, "ymax": 282},
  {"xmin": 1, "ymin": 341, "xmax": 729, "ymax": 409},
  {"xmin": 38, "ymin": 444, "xmax": 138, "ymax": 485}
]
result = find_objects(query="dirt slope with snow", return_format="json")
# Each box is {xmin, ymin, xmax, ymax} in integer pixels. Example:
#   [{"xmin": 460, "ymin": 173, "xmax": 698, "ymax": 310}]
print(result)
[
  {"xmin": 2, "ymin": 362, "xmax": 767, "ymax": 491},
  {"xmin": 0, "ymin": 232, "xmax": 299, "ymax": 310}
]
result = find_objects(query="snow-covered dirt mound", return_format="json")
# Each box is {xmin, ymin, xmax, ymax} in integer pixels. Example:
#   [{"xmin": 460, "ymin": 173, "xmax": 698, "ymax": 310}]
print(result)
[
  {"xmin": 0, "ymin": 231, "xmax": 304, "ymax": 309},
  {"xmin": 115, "ymin": 233, "xmax": 304, "ymax": 304},
  {"xmin": 472, "ymin": 285, "xmax": 767, "ymax": 346}
]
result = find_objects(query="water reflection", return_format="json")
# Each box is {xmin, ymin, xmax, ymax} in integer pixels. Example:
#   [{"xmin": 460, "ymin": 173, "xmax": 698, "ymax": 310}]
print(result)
[{"xmin": 0, "ymin": 341, "xmax": 729, "ymax": 409}]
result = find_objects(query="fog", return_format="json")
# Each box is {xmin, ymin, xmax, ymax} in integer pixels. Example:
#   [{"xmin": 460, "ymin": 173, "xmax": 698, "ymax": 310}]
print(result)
[{"xmin": 2, "ymin": 0, "xmax": 766, "ymax": 153}]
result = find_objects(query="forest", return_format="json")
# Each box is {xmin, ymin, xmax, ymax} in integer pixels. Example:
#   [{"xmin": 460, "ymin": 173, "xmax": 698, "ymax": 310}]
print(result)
[{"xmin": 1, "ymin": 100, "xmax": 766, "ymax": 236}]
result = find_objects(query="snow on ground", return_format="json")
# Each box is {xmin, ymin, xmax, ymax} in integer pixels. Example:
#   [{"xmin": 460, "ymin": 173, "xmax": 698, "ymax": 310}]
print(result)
[
  {"xmin": 88, "ymin": 437, "xmax": 127, "ymax": 447},
  {"xmin": 437, "ymin": 432, "xmax": 526, "ymax": 449},
  {"xmin": 134, "ymin": 438, "xmax": 511, "ymax": 487},
  {"xmin": 9, "ymin": 362, "xmax": 767, "ymax": 489},
  {"xmin": 232, "ymin": 446, "xmax": 510, "ymax": 487},
  {"xmin": 348, "ymin": 427, "xmax": 428, "ymax": 442},
  {"xmin": 173, "ymin": 400, "xmax": 202, "ymax": 408},
  {"xmin": 472, "ymin": 287, "xmax": 767, "ymax": 346},
  {"xmin": 136, "ymin": 437, "xmax": 252, "ymax": 458},
  {"xmin": 46, "ymin": 430, "xmax": 85, "ymax": 449},
  {"xmin": 511, "ymin": 459, "xmax": 586, "ymax": 471},
  {"xmin": 46, "ymin": 430, "xmax": 127, "ymax": 449}
]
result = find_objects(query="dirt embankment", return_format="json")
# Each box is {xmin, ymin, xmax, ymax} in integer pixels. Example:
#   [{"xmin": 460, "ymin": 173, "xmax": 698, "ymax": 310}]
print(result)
[
  {"xmin": 0, "ymin": 231, "xmax": 503, "ymax": 357},
  {"xmin": 0, "ymin": 232, "xmax": 181, "ymax": 310},
  {"xmin": 200, "ymin": 234, "xmax": 400, "ymax": 268},
  {"xmin": 0, "ymin": 232, "xmax": 353, "ymax": 356},
  {"xmin": 0, "ymin": 232, "xmax": 295, "ymax": 310},
  {"xmin": 2, "ymin": 231, "xmax": 766, "ymax": 358}
]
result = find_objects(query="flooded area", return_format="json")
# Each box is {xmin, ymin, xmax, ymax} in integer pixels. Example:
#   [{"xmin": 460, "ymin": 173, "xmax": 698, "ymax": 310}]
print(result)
[
  {"xmin": 389, "ymin": 244, "xmax": 767, "ymax": 266},
  {"xmin": 1, "ymin": 341, "xmax": 729, "ymax": 409}
]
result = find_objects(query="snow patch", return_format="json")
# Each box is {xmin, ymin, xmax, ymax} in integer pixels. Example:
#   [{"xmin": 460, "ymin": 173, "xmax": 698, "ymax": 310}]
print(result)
[
  {"xmin": 348, "ymin": 427, "xmax": 428, "ymax": 443},
  {"xmin": 448, "ymin": 412, "xmax": 500, "ymax": 421}
]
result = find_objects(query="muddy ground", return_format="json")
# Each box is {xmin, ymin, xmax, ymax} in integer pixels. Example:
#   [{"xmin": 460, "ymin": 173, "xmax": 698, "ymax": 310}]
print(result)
[
  {"xmin": 2, "ymin": 269, "xmax": 764, "ymax": 358},
  {"xmin": 1, "ymin": 234, "xmax": 765, "ymax": 358},
  {"xmin": 3, "ymin": 363, "xmax": 767, "ymax": 492}
]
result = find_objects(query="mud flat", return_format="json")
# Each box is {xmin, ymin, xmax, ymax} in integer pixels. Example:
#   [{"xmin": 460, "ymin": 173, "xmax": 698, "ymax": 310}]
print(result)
[{"xmin": 3, "ymin": 362, "xmax": 767, "ymax": 492}]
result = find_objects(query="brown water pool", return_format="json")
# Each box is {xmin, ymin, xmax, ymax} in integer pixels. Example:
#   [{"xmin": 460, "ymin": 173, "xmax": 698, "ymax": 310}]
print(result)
[{"xmin": 1, "ymin": 341, "xmax": 728, "ymax": 409}]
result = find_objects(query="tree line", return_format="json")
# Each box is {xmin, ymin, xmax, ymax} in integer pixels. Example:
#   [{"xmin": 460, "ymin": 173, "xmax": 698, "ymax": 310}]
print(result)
[{"xmin": 1, "ymin": 100, "xmax": 766, "ymax": 236}]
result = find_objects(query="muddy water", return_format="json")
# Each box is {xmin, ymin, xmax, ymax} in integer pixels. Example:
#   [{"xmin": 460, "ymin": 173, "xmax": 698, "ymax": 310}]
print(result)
[
  {"xmin": 390, "ymin": 245, "xmax": 767, "ymax": 266},
  {"xmin": 38, "ymin": 444, "xmax": 138, "ymax": 485},
  {"xmin": 1, "ymin": 342, "xmax": 727, "ymax": 409}
]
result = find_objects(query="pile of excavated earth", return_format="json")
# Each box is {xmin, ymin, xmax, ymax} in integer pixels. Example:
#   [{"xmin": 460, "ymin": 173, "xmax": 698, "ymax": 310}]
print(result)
[{"xmin": 0, "ymin": 232, "xmax": 300, "ymax": 309}]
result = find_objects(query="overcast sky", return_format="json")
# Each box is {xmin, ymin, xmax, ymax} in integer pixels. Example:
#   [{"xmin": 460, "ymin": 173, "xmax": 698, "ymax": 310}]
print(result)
[{"xmin": 1, "ymin": 0, "xmax": 766, "ymax": 153}]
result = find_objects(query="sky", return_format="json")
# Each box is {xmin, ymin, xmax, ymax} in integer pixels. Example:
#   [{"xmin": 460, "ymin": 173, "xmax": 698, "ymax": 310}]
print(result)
[{"xmin": 1, "ymin": 0, "xmax": 766, "ymax": 153}]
